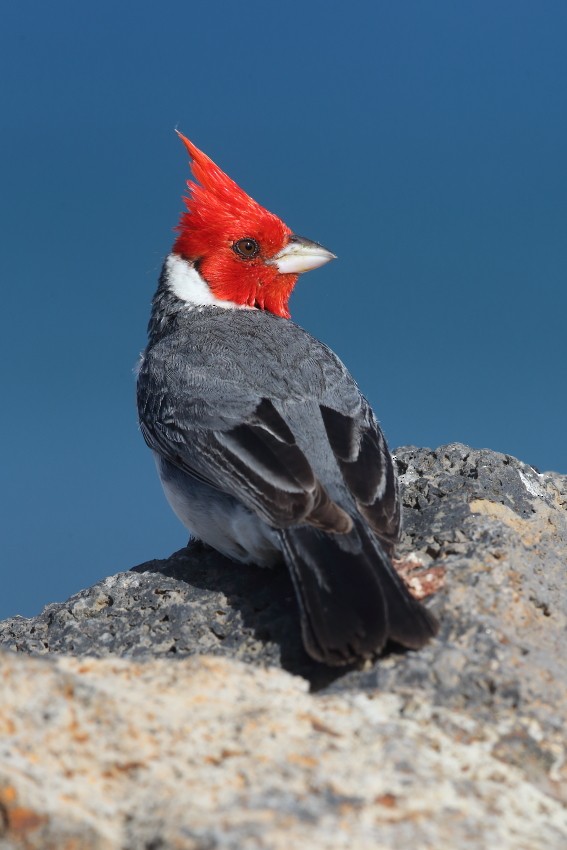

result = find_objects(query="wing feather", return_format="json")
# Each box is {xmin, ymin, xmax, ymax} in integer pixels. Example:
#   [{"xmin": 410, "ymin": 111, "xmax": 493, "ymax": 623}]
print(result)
[
  {"xmin": 140, "ymin": 391, "xmax": 351, "ymax": 532},
  {"xmin": 320, "ymin": 401, "xmax": 400, "ymax": 550}
]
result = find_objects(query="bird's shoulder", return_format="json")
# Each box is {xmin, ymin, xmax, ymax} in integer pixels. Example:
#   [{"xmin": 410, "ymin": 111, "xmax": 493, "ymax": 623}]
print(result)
[{"xmin": 141, "ymin": 306, "xmax": 360, "ymax": 408}]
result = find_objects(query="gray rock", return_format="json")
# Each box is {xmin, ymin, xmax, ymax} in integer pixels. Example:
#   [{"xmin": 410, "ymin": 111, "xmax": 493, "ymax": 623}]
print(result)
[{"xmin": 2, "ymin": 444, "xmax": 565, "ymax": 714}]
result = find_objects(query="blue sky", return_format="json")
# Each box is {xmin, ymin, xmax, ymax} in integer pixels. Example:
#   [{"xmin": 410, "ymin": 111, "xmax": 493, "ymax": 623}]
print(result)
[{"xmin": 1, "ymin": 1, "xmax": 566, "ymax": 619}]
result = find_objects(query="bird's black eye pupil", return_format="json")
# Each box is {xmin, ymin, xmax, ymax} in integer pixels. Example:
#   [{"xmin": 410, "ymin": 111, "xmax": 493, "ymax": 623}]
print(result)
[{"xmin": 233, "ymin": 237, "xmax": 259, "ymax": 259}]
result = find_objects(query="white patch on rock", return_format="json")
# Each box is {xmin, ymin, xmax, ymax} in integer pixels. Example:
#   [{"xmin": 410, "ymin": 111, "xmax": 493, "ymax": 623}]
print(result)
[{"xmin": 518, "ymin": 468, "xmax": 547, "ymax": 500}]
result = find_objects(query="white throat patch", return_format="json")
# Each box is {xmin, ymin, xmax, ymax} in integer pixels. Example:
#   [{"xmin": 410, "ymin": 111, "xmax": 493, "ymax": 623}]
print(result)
[{"xmin": 165, "ymin": 253, "xmax": 250, "ymax": 310}]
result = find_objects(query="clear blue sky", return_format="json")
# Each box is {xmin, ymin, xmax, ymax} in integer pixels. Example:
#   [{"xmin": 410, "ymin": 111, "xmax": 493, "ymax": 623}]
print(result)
[{"xmin": 2, "ymin": 1, "xmax": 566, "ymax": 619}]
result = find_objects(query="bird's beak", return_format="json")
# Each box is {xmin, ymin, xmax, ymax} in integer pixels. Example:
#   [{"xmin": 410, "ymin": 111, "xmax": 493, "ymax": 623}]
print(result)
[{"xmin": 269, "ymin": 235, "xmax": 337, "ymax": 275}]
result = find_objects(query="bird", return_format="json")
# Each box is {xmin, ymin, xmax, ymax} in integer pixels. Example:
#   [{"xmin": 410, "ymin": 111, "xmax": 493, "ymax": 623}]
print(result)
[{"xmin": 137, "ymin": 132, "xmax": 438, "ymax": 665}]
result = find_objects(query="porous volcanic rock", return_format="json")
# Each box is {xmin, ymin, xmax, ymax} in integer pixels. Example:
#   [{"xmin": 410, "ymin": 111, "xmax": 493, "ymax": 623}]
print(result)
[{"xmin": 1, "ymin": 444, "xmax": 566, "ymax": 849}]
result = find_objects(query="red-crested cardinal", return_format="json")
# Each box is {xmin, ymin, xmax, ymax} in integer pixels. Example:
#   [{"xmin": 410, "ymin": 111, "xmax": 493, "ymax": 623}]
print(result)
[{"xmin": 137, "ymin": 132, "xmax": 438, "ymax": 665}]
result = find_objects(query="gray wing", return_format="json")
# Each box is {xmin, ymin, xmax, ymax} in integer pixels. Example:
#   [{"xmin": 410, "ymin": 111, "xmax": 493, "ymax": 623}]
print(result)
[
  {"xmin": 137, "ymin": 309, "xmax": 398, "ymax": 541},
  {"xmin": 140, "ymin": 389, "xmax": 351, "ymax": 532},
  {"xmin": 319, "ymin": 398, "xmax": 400, "ymax": 552}
]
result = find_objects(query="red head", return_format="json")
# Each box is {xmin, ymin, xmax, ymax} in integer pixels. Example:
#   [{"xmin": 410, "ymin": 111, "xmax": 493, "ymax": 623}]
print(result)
[{"xmin": 172, "ymin": 132, "xmax": 335, "ymax": 319}]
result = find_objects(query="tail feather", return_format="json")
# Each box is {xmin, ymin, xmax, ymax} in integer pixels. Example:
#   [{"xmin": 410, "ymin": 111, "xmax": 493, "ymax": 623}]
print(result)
[{"xmin": 280, "ymin": 521, "xmax": 438, "ymax": 666}]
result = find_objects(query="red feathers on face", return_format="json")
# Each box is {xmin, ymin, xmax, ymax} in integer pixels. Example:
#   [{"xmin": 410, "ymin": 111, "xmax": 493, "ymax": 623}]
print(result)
[{"xmin": 173, "ymin": 132, "xmax": 297, "ymax": 318}]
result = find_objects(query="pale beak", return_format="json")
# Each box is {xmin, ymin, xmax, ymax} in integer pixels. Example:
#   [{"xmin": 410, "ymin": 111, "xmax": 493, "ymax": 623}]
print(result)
[{"xmin": 269, "ymin": 235, "xmax": 337, "ymax": 275}]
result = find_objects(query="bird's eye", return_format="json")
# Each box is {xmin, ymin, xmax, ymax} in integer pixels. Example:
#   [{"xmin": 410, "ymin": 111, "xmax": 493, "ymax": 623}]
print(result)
[{"xmin": 233, "ymin": 237, "xmax": 260, "ymax": 259}]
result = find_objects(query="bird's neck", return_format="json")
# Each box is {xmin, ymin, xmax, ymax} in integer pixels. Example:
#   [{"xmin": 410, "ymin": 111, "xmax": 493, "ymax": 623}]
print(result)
[{"xmin": 147, "ymin": 254, "xmax": 250, "ymax": 343}]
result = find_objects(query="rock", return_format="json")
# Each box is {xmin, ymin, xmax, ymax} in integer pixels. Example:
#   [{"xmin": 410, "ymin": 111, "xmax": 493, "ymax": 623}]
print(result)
[
  {"xmin": 1, "ymin": 653, "xmax": 566, "ymax": 850},
  {"xmin": 1, "ymin": 444, "xmax": 566, "ymax": 848}
]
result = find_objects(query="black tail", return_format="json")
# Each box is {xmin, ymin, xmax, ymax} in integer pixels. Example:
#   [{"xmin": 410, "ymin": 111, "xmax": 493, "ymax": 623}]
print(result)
[{"xmin": 279, "ymin": 521, "xmax": 438, "ymax": 666}]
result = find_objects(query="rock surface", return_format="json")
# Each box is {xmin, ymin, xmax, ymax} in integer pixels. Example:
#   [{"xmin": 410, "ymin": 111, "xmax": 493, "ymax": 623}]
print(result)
[
  {"xmin": 2, "ymin": 653, "xmax": 566, "ymax": 850},
  {"xmin": 1, "ymin": 444, "xmax": 566, "ymax": 849}
]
